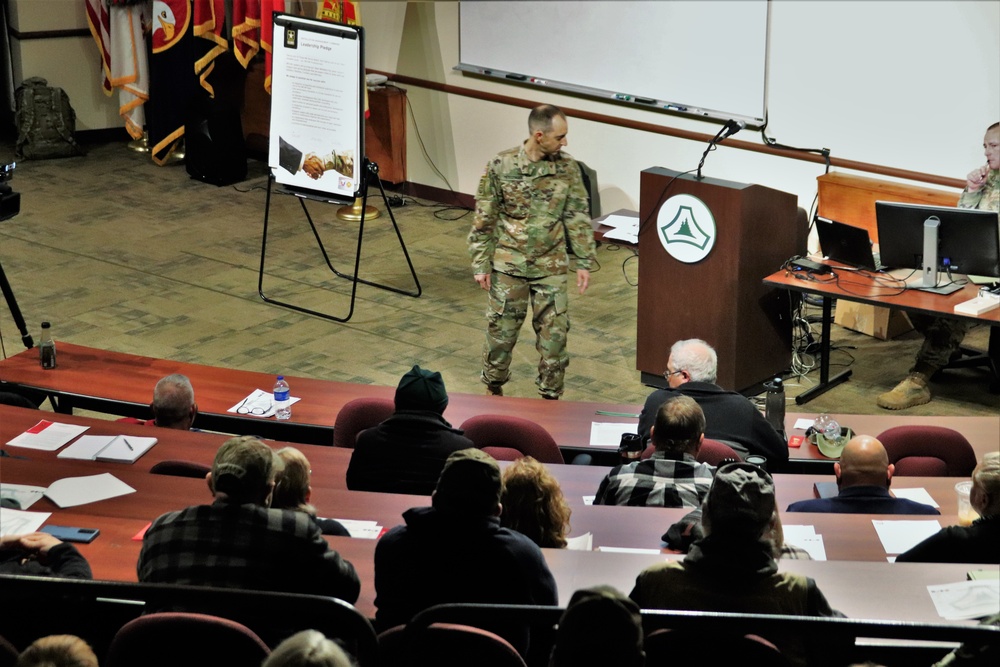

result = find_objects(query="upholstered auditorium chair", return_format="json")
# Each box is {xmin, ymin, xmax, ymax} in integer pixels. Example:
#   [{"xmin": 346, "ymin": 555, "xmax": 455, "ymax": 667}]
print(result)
[
  {"xmin": 378, "ymin": 623, "xmax": 527, "ymax": 667},
  {"xmin": 333, "ymin": 397, "xmax": 395, "ymax": 448},
  {"xmin": 876, "ymin": 425, "xmax": 977, "ymax": 477},
  {"xmin": 640, "ymin": 438, "xmax": 742, "ymax": 466},
  {"xmin": 459, "ymin": 415, "xmax": 564, "ymax": 464},
  {"xmin": 104, "ymin": 612, "xmax": 270, "ymax": 667}
]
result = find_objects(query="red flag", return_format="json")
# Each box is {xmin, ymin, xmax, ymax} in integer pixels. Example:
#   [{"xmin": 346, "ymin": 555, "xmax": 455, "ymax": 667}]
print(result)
[
  {"xmin": 193, "ymin": 0, "xmax": 226, "ymax": 96},
  {"xmin": 261, "ymin": 0, "xmax": 285, "ymax": 94},
  {"xmin": 232, "ymin": 0, "xmax": 262, "ymax": 68}
]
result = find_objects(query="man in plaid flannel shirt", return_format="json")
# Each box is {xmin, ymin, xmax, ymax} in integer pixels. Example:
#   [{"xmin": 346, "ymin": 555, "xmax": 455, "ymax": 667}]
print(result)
[{"xmin": 594, "ymin": 396, "xmax": 715, "ymax": 507}]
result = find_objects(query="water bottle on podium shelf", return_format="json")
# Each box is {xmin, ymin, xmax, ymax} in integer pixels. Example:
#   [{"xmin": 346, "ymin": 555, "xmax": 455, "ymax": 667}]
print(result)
[
  {"xmin": 273, "ymin": 375, "xmax": 291, "ymax": 420},
  {"xmin": 39, "ymin": 321, "xmax": 57, "ymax": 369},
  {"xmin": 763, "ymin": 377, "xmax": 785, "ymax": 437}
]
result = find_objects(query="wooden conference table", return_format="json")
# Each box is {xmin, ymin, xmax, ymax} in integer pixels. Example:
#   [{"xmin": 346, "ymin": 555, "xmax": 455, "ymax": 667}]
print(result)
[
  {"xmin": 2, "ymin": 343, "xmax": 998, "ymax": 469},
  {"xmin": 763, "ymin": 263, "xmax": 1000, "ymax": 404},
  {"xmin": 2, "ymin": 406, "xmax": 996, "ymax": 623}
]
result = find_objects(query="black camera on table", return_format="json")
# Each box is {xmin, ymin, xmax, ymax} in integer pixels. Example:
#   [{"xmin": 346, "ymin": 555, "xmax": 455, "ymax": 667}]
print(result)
[{"xmin": 1, "ymin": 162, "xmax": 20, "ymax": 222}]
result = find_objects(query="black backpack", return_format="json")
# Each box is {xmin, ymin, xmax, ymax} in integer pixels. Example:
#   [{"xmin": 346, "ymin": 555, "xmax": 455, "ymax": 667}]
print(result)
[{"xmin": 14, "ymin": 77, "xmax": 86, "ymax": 160}]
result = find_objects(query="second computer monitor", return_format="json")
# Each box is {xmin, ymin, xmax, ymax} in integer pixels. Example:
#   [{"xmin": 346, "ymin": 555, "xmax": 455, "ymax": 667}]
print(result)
[{"xmin": 875, "ymin": 201, "xmax": 1000, "ymax": 279}]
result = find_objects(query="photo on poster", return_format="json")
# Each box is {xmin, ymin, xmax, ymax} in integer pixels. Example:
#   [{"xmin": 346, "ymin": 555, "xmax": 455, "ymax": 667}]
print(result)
[{"xmin": 268, "ymin": 13, "xmax": 364, "ymax": 203}]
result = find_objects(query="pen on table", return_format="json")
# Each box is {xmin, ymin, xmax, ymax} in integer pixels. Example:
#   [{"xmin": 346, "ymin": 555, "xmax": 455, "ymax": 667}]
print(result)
[
  {"xmin": 122, "ymin": 437, "xmax": 134, "ymax": 451},
  {"xmin": 595, "ymin": 410, "xmax": 640, "ymax": 418}
]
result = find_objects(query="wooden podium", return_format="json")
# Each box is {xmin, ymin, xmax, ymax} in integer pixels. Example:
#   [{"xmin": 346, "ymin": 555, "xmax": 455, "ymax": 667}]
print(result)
[{"xmin": 636, "ymin": 168, "xmax": 807, "ymax": 392}]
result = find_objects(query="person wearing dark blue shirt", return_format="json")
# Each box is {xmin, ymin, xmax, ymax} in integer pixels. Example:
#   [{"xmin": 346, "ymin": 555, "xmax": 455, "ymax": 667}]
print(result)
[{"xmin": 786, "ymin": 435, "xmax": 939, "ymax": 515}]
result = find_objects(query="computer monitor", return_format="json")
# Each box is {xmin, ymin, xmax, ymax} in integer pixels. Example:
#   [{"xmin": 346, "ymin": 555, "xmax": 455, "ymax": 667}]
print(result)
[{"xmin": 875, "ymin": 201, "xmax": 1000, "ymax": 292}]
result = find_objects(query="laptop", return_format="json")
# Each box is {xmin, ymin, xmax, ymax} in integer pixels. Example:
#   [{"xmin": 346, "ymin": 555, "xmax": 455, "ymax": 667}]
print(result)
[{"xmin": 815, "ymin": 217, "xmax": 882, "ymax": 271}]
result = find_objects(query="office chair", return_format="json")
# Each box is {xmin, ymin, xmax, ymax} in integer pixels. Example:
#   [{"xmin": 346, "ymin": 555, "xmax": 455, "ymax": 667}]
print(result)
[
  {"xmin": 333, "ymin": 397, "xmax": 395, "ymax": 448},
  {"xmin": 460, "ymin": 414, "xmax": 564, "ymax": 464},
  {"xmin": 876, "ymin": 425, "xmax": 978, "ymax": 476},
  {"xmin": 378, "ymin": 623, "xmax": 527, "ymax": 667},
  {"xmin": 104, "ymin": 612, "xmax": 270, "ymax": 667}
]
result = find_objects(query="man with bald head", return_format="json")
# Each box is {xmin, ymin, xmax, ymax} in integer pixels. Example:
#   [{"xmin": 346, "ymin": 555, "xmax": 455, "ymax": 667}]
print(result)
[{"xmin": 786, "ymin": 435, "xmax": 939, "ymax": 514}]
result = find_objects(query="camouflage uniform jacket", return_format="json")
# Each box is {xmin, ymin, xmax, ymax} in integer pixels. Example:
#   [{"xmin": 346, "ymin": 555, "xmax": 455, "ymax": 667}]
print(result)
[
  {"xmin": 468, "ymin": 144, "xmax": 596, "ymax": 279},
  {"xmin": 958, "ymin": 169, "xmax": 1000, "ymax": 212}
]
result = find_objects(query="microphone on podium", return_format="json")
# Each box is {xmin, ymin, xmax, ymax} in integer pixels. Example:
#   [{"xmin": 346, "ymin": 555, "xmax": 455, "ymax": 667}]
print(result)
[{"xmin": 696, "ymin": 119, "xmax": 745, "ymax": 180}]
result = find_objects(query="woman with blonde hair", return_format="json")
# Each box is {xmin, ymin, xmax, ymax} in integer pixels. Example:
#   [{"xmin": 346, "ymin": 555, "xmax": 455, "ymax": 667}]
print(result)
[
  {"xmin": 272, "ymin": 447, "xmax": 350, "ymax": 537},
  {"xmin": 16, "ymin": 635, "xmax": 98, "ymax": 667},
  {"xmin": 501, "ymin": 456, "xmax": 571, "ymax": 548}
]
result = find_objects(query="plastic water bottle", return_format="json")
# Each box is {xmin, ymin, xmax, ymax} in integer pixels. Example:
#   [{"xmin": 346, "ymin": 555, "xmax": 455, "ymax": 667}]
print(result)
[
  {"xmin": 39, "ymin": 321, "xmax": 57, "ymax": 369},
  {"xmin": 764, "ymin": 377, "xmax": 785, "ymax": 435},
  {"xmin": 273, "ymin": 375, "xmax": 291, "ymax": 420},
  {"xmin": 813, "ymin": 413, "xmax": 841, "ymax": 441}
]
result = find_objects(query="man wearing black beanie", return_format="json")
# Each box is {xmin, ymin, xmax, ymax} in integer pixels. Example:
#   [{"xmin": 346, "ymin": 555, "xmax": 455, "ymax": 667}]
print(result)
[{"xmin": 347, "ymin": 364, "xmax": 475, "ymax": 495}]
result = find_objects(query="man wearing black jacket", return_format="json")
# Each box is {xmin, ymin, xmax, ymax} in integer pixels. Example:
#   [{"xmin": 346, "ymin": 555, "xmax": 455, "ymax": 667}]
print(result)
[{"xmin": 637, "ymin": 339, "xmax": 788, "ymax": 469}]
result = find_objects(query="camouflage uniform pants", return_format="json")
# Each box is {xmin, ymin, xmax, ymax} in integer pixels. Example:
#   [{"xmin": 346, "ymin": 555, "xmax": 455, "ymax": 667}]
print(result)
[
  {"xmin": 909, "ymin": 313, "xmax": 970, "ymax": 374},
  {"xmin": 482, "ymin": 272, "xmax": 569, "ymax": 398}
]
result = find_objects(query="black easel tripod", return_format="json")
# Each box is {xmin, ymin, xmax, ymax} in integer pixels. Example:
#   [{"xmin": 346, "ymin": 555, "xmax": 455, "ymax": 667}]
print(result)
[
  {"xmin": 0, "ymin": 258, "xmax": 34, "ymax": 351},
  {"xmin": 257, "ymin": 158, "xmax": 421, "ymax": 323}
]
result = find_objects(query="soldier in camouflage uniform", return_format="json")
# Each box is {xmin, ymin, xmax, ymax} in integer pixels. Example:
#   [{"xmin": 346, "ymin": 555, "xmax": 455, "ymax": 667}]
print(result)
[
  {"xmin": 468, "ymin": 105, "xmax": 597, "ymax": 399},
  {"xmin": 878, "ymin": 122, "xmax": 1000, "ymax": 409}
]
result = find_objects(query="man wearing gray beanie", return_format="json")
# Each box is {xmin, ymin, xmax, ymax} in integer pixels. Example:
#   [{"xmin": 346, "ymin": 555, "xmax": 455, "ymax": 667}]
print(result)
[
  {"xmin": 629, "ymin": 463, "xmax": 845, "ymax": 667},
  {"xmin": 347, "ymin": 364, "xmax": 474, "ymax": 495}
]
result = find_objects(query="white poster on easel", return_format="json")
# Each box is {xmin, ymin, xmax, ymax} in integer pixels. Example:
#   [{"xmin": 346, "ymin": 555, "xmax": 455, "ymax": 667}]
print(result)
[{"xmin": 268, "ymin": 13, "xmax": 364, "ymax": 202}]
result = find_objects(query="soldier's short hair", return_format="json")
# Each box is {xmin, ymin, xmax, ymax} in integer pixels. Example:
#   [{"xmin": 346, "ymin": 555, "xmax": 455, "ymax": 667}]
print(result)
[{"xmin": 529, "ymin": 104, "xmax": 565, "ymax": 134}]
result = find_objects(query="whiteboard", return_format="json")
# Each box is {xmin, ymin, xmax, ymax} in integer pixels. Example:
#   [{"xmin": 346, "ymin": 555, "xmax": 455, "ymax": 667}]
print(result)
[
  {"xmin": 268, "ymin": 13, "xmax": 364, "ymax": 202},
  {"xmin": 457, "ymin": 1, "xmax": 769, "ymax": 125}
]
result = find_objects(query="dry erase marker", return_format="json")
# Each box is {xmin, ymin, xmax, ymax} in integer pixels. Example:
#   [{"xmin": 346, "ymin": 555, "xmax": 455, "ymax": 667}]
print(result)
[
  {"xmin": 665, "ymin": 104, "xmax": 688, "ymax": 112},
  {"xmin": 614, "ymin": 93, "xmax": 631, "ymax": 101},
  {"xmin": 530, "ymin": 77, "xmax": 547, "ymax": 84},
  {"xmin": 506, "ymin": 73, "xmax": 527, "ymax": 81}
]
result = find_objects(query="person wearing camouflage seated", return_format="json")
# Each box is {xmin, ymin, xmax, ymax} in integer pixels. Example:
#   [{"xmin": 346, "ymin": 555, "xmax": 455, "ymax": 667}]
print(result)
[
  {"xmin": 468, "ymin": 104, "xmax": 597, "ymax": 400},
  {"xmin": 878, "ymin": 122, "xmax": 1000, "ymax": 410}
]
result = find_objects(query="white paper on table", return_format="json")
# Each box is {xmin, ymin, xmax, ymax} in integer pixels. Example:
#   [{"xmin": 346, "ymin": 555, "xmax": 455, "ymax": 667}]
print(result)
[
  {"xmin": 0, "ymin": 483, "xmax": 47, "ymax": 510},
  {"xmin": 590, "ymin": 422, "xmax": 636, "ymax": 447},
  {"xmin": 329, "ymin": 518, "xmax": 383, "ymax": 540},
  {"xmin": 599, "ymin": 214, "xmax": 638, "ymax": 229},
  {"xmin": 892, "ymin": 487, "xmax": 939, "ymax": 508},
  {"xmin": 566, "ymin": 532, "xmax": 594, "ymax": 551},
  {"xmin": 0, "ymin": 507, "xmax": 52, "ymax": 537},
  {"xmin": 793, "ymin": 418, "xmax": 815, "ymax": 431},
  {"xmin": 601, "ymin": 224, "xmax": 639, "ymax": 245},
  {"xmin": 5, "ymin": 421, "xmax": 89, "ymax": 451},
  {"xmin": 872, "ymin": 519, "xmax": 942, "ymax": 554},
  {"xmin": 228, "ymin": 389, "xmax": 301, "ymax": 418},
  {"xmin": 582, "ymin": 495, "xmax": 595, "ymax": 506},
  {"xmin": 781, "ymin": 524, "xmax": 826, "ymax": 560},
  {"xmin": 44, "ymin": 473, "xmax": 136, "ymax": 508},
  {"xmin": 596, "ymin": 546, "xmax": 664, "ymax": 554},
  {"xmin": 927, "ymin": 580, "xmax": 1000, "ymax": 620}
]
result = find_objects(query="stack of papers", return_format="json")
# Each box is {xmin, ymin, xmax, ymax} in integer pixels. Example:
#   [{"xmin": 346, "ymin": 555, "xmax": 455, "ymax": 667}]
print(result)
[
  {"xmin": 58, "ymin": 435, "xmax": 157, "ymax": 463},
  {"xmin": 891, "ymin": 487, "xmax": 939, "ymax": 508},
  {"xmin": 6, "ymin": 420, "xmax": 89, "ymax": 451},
  {"xmin": 0, "ymin": 474, "xmax": 136, "ymax": 511},
  {"xmin": 228, "ymin": 389, "xmax": 302, "ymax": 419},
  {"xmin": 327, "ymin": 518, "xmax": 383, "ymax": 539},
  {"xmin": 781, "ymin": 525, "xmax": 828, "ymax": 561},
  {"xmin": 599, "ymin": 214, "xmax": 640, "ymax": 244}
]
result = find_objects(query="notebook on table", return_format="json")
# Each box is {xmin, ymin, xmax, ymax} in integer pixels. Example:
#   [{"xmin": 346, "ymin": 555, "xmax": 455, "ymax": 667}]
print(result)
[{"xmin": 815, "ymin": 216, "xmax": 882, "ymax": 271}]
